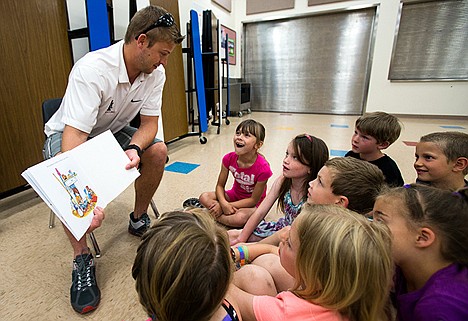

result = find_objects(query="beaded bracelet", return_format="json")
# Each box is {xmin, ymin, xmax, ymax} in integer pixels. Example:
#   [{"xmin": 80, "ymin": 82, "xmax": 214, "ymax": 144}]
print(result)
[
  {"xmin": 230, "ymin": 247, "xmax": 241, "ymax": 270},
  {"xmin": 238, "ymin": 246, "xmax": 246, "ymax": 266},
  {"xmin": 242, "ymin": 245, "xmax": 250, "ymax": 263},
  {"xmin": 230, "ymin": 247, "xmax": 236, "ymax": 263}
]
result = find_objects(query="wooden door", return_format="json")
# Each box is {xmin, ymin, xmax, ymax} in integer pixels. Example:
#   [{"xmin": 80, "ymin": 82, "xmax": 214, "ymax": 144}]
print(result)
[
  {"xmin": 0, "ymin": 0, "xmax": 72, "ymax": 195},
  {"xmin": 150, "ymin": 0, "xmax": 188, "ymax": 142}
]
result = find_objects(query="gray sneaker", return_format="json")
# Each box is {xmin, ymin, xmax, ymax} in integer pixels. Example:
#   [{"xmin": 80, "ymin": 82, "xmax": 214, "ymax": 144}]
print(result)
[
  {"xmin": 70, "ymin": 253, "xmax": 100, "ymax": 314},
  {"xmin": 128, "ymin": 212, "xmax": 151, "ymax": 237}
]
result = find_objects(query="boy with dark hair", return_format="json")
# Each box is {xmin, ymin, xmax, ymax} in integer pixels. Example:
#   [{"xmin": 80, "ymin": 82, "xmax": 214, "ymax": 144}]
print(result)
[
  {"xmin": 346, "ymin": 111, "xmax": 404, "ymax": 186},
  {"xmin": 415, "ymin": 131, "xmax": 468, "ymax": 191}
]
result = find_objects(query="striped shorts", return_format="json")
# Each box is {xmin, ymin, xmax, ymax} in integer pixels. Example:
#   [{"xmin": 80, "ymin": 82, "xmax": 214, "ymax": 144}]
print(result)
[{"xmin": 43, "ymin": 126, "xmax": 161, "ymax": 159}]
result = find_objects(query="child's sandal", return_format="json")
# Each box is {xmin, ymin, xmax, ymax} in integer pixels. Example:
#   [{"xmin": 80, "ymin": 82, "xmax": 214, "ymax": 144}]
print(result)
[{"xmin": 182, "ymin": 197, "xmax": 204, "ymax": 209}]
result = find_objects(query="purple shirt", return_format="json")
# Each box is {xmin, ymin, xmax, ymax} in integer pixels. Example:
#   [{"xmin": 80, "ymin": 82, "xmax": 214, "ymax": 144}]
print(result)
[{"xmin": 394, "ymin": 263, "xmax": 468, "ymax": 321}]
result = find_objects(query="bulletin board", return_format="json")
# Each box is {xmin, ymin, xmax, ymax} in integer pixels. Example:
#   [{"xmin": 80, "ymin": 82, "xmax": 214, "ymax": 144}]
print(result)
[{"xmin": 221, "ymin": 25, "xmax": 236, "ymax": 65}]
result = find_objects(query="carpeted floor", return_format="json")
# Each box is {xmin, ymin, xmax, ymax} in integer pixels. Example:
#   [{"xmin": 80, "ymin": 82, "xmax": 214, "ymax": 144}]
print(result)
[{"xmin": 1, "ymin": 111, "xmax": 466, "ymax": 320}]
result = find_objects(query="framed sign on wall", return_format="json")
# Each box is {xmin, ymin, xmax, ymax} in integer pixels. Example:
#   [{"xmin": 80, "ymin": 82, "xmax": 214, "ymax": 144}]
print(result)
[{"xmin": 221, "ymin": 24, "xmax": 236, "ymax": 65}]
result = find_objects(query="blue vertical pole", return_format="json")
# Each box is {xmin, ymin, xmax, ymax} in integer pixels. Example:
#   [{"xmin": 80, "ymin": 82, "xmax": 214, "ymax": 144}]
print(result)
[
  {"xmin": 86, "ymin": 0, "xmax": 111, "ymax": 51},
  {"xmin": 190, "ymin": 9, "xmax": 208, "ymax": 133}
]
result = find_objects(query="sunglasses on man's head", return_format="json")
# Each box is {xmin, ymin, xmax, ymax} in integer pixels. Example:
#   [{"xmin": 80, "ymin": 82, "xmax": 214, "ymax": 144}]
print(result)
[{"xmin": 135, "ymin": 13, "xmax": 175, "ymax": 39}]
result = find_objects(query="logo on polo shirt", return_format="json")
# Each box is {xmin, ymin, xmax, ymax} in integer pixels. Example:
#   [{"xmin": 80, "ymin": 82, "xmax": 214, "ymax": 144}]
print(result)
[{"xmin": 106, "ymin": 100, "xmax": 114, "ymax": 113}]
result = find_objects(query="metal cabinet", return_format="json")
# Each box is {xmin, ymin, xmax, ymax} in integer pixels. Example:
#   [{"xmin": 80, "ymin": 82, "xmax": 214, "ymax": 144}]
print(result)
[{"xmin": 223, "ymin": 82, "xmax": 251, "ymax": 117}]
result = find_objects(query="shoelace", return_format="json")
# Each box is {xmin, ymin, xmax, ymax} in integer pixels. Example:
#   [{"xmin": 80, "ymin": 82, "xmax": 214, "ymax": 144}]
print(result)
[
  {"xmin": 140, "ymin": 214, "xmax": 150, "ymax": 226},
  {"xmin": 74, "ymin": 255, "xmax": 94, "ymax": 291}
]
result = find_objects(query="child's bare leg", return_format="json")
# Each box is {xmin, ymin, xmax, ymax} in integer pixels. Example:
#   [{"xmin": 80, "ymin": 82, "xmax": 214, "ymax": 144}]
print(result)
[
  {"xmin": 233, "ymin": 264, "xmax": 277, "ymax": 296},
  {"xmin": 199, "ymin": 192, "xmax": 223, "ymax": 219},
  {"xmin": 257, "ymin": 226, "xmax": 290, "ymax": 246},
  {"xmin": 199, "ymin": 191, "xmax": 218, "ymax": 208},
  {"xmin": 216, "ymin": 207, "xmax": 256, "ymax": 227},
  {"xmin": 252, "ymin": 253, "xmax": 295, "ymax": 292},
  {"xmin": 247, "ymin": 234, "xmax": 263, "ymax": 242}
]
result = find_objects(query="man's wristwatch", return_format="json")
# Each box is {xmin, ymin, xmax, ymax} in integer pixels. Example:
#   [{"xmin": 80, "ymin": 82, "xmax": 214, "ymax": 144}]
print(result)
[{"xmin": 124, "ymin": 144, "xmax": 142, "ymax": 158}]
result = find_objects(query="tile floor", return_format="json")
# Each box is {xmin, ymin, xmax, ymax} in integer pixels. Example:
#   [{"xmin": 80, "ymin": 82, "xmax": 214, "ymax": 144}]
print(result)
[{"xmin": 0, "ymin": 111, "xmax": 466, "ymax": 320}]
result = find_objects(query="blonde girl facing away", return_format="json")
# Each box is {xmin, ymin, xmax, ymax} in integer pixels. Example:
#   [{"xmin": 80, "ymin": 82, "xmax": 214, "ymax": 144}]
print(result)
[
  {"xmin": 373, "ymin": 184, "xmax": 468, "ymax": 321},
  {"xmin": 132, "ymin": 210, "xmax": 241, "ymax": 321},
  {"xmin": 199, "ymin": 119, "xmax": 273, "ymax": 227},
  {"xmin": 229, "ymin": 134, "xmax": 329, "ymax": 245},
  {"xmin": 230, "ymin": 204, "xmax": 393, "ymax": 321},
  {"xmin": 233, "ymin": 156, "xmax": 387, "ymax": 295}
]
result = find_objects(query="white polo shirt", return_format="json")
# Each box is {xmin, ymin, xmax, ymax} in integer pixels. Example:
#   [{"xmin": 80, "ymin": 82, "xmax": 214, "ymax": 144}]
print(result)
[{"xmin": 45, "ymin": 40, "xmax": 165, "ymax": 138}]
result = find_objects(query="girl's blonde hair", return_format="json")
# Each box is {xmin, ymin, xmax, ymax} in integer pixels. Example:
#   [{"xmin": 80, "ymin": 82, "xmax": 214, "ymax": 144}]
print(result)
[
  {"xmin": 132, "ymin": 210, "xmax": 232, "ymax": 321},
  {"xmin": 292, "ymin": 204, "xmax": 393, "ymax": 321}
]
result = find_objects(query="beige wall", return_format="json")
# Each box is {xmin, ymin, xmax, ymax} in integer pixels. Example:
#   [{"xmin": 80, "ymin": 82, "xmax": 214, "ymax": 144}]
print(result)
[
  {"xmin": 66, "ymin": 0, "xmax": 468, "ymax": 117},
  {"xmin": 226, "ymin": 0, "xmax": 468, "ymax": 117}
]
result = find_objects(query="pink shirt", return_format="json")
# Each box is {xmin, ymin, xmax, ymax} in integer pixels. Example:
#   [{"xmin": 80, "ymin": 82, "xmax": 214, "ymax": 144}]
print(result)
[
  {"xmin": 253, "ymin": 291, "xmax": 348, "ymax": 321},
  {"xmin": 222, "ymin": 152, "xmax": 272, "ymax": 205}
]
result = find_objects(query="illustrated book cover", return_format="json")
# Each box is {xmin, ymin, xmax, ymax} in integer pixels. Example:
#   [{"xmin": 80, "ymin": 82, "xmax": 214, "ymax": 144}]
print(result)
[{"xmin": 22, "ymin": 130, "xmax": 140, "ymax": 240}]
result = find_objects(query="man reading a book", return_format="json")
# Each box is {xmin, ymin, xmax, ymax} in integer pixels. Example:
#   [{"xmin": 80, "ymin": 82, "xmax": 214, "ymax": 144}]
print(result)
[{"xmin": 42, "ymin": 5, "xmax": 184, "ymax": 314}]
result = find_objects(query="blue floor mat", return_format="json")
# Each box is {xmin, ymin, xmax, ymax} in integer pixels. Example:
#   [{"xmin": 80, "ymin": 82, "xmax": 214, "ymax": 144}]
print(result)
[
  {"xmin": 330, "ymin": 149, "xmax": 348, "ymax": 157},
  {"xmin": 165, "ymin": 161, "xmax": 200, "ymax": 174},
  {"xmin": 330, "ymin": 124, "xmax": 349, "ymax": 128},
  {"xmin": 440, "ymin": 125, "xmax": 465, "ymax": 129}
]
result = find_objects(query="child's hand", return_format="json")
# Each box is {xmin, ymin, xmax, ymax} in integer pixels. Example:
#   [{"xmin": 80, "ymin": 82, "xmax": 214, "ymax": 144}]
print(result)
[
  {"xmin": 228, "ymin": 229, "xmax": 247, "ymax": 245},
  {"xmin": 221, "ymin": 203, "xmax": 238, "ymax": 216},
  {"xmin": 209, "ymin": 202, "xmax": 222, "ymax": 218},
  {"xmin": 230, "ymin": 237, "xmax": 245, "ymax": 246},
  {"xmin": 87, "ymin": 206, "xmax": 105, "ymax": 233},
  {"xmin": 232, "ymin": 242, "xmax": 250, "ymax": 247},
  {"xmin": 228, "ymin": 229, "xmax": 241, "ymax": 245}
]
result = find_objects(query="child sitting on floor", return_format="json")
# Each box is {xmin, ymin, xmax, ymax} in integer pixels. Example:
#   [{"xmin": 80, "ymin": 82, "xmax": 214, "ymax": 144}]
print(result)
[
  {"xmin": 346, "ymin": 111, "xmax": 404, "ymax": 186},
  {"xmin": 307, "ymin": 156, "xmax": 386, "ymax": 214},
  {"xmin": 414, "ymin": 131, "xmax": 468, "ymax": 191},
  {"xmin": 132, "ymin": 210, "xmax": 242, "ymax": 321},
  {"xmin": 233, "ymin": 156, "xmax": 387, "ymax": 293},
  {"xmin": 197, "ymin": 119, "xmax": 273, "ymax": 227},
  {"xmin": 229, "ymin": 204, "xmax": 393, "ymax": 321},
  {"xmin": 229, "ymin": 134, "xmax": 329, "ymax": 244},
  {"xmin": 373, "ymin": 184, "xmax": 468, "ymax": 321}
]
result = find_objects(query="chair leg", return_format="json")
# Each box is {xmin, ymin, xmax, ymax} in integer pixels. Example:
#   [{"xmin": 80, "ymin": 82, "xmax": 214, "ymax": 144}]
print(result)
[
  {"xmin": 150, "ymin": 199, "xmax": 160, "ymax": 219},
  {"xmin": 49, "ymin": 210, "xmax": 101, "ymax": 258},
  {"xmin": 88, "ymin": 232, "xmax": 101, "ymax": 258},
  {"xmin": 49, "ymin": 210, "xmax": 55, "ymax": 229}
]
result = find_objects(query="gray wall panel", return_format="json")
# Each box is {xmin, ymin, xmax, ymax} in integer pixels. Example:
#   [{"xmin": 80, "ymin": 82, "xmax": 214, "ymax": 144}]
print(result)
[
  {"xmin": 389, "ymin": 0, "xmax": 468, "ymax": 81},
  {"xmin": 243, "ymin": 7, "xmax": 377, "ymax": 115}
]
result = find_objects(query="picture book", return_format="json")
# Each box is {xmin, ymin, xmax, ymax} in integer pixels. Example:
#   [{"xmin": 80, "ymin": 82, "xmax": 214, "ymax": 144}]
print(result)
[{"xmin": 22, "ymin": 130, "xmax": 140, "ymax": 241}]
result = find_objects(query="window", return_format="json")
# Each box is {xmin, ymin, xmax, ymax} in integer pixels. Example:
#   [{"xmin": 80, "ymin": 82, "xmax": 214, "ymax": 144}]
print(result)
[{"xmin": 389, "ymin": 0, "xmax": 468, "ymax": 81}]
